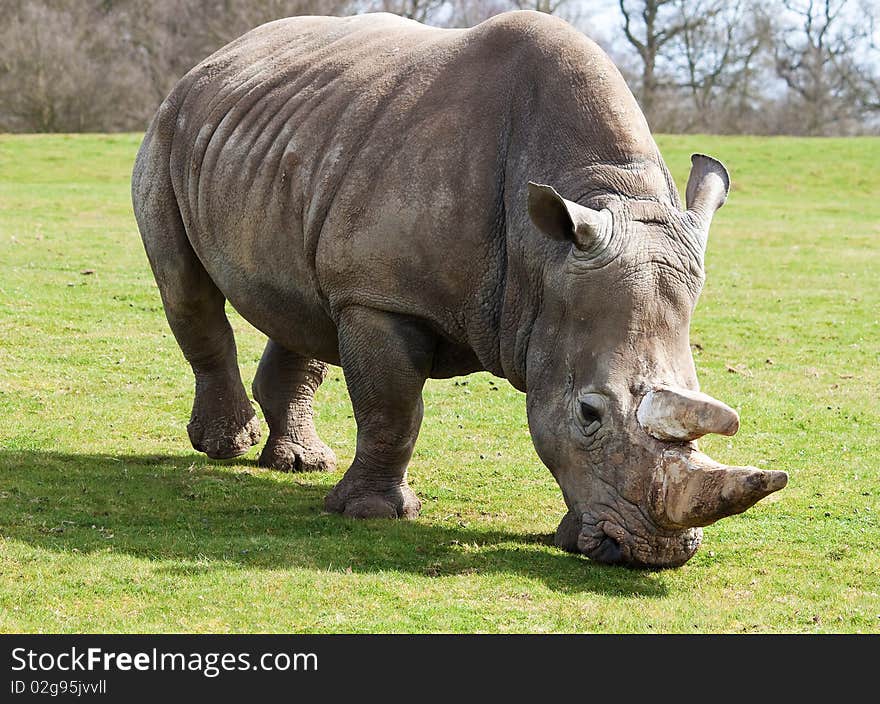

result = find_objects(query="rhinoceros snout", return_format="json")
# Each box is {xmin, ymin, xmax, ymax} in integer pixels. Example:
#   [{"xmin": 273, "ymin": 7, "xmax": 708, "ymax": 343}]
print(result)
[{"xmin": 554, "ymin": 510, "xmax": 703, "ymax": 568}]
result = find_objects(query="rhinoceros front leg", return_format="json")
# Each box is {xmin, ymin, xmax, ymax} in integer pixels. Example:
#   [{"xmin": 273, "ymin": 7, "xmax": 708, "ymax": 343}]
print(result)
[
  {"xmin": 324, "ymin": 307, "xmax": 435, "ymax": 519},
  {"xmin": 252, "ymin": 340, "xmax": 337, "ymax": 473}
]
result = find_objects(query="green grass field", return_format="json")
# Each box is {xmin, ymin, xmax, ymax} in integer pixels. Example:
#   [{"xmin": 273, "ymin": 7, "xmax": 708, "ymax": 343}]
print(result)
[{"xmin": 0, "ymin": 133, "xmax": 877, "ymax": 633}]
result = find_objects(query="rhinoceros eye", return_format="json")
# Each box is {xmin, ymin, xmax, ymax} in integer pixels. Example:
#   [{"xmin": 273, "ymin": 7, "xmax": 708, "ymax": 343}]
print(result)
[{"xmin": 578, "ymin": 394, "xmax": 606, "ymax": 435}]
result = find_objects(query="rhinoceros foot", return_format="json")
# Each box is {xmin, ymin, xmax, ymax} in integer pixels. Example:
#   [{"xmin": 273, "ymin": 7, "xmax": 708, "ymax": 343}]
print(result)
[
  {"xmin": 187, "ymin": 411, "xmax": 261, "ymax": 460},
  {"xmin": 259, "ymin": 438, "xmax": 337, "ymax": 473},
  {"xmin": 324, "ymin": 475, "xmax": 421, "ymax": 519}
]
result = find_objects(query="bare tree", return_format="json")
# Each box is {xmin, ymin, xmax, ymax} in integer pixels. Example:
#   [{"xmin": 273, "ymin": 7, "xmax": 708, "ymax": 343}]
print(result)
[
  {"xmin": 616, "ymin": 0, "xmax": 723, "ymax": 123},
  {"xmin": 1, "ymin": 0, "xmax": 878, "ymax": 134},
  {"xmin": 669, "ymin": 0, "xmax": 772, "ymax": 132},
  {"xmin": 836, "ymin": 0, "xmax": 880, "ymax": 115},
  {"xmin": 0, "ymin": 1, "xmax": 143, "ymax": 131},
  {"xmin": 773, "ymin": 0, "xmax": 868, "ymax": 134}
]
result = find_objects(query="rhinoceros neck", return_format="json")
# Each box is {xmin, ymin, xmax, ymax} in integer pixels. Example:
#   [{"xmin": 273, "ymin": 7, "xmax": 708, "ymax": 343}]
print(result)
[
  {"xmin": 495, "ymin": 14, "xmax": 681, "ymax": 390},
  {"xmin": 507, "ymin": 15, "xmax": 678, "ymax": 205}
]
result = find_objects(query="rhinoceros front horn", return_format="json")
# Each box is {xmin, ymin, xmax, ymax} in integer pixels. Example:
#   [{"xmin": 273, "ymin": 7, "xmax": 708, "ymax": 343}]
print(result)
[
  {"xmin": 649, "ymin": 450, "xmax": 788, "ymax": 529},
  {"xmin": 637, "ymin": 385, "xmax": 739, "ymax": 441}
]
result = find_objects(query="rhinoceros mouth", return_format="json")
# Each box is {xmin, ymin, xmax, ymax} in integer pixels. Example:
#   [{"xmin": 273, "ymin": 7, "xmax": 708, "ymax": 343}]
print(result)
[{"xmin": 555, "ymin": 509, "xmax": 702, "ymax": 568}]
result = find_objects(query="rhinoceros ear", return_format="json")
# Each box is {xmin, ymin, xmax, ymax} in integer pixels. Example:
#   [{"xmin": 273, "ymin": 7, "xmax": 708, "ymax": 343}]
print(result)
[
  {"xmin": 527, "ymin": 182, "xmax": 612, "ymax": 255},
  {"xmin": 685, "ymin": 154, "xmax": 730, "ymax": 222}
]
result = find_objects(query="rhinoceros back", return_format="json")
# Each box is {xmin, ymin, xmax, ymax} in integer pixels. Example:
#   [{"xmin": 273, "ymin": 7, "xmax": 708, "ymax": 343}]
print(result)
[
  {"xmin": 150, "ymin": 11, "xmax": 666, "ymax": 372},
  {"xmin": 160, "ymin": 15, "xmax": 499, "ymax": 356}
]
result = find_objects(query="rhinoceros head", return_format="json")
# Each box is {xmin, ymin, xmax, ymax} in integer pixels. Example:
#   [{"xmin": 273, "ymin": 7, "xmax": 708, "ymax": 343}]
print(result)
[{"xmin": 523, "ymin": 154, "xmax": 787, "ymax": 568}]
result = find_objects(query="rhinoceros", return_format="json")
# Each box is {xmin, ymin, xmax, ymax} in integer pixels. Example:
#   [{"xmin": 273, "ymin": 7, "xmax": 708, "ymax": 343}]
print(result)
[{"xmin": 132, "ymin": 10, "xmax": 787, "ymax": 567}]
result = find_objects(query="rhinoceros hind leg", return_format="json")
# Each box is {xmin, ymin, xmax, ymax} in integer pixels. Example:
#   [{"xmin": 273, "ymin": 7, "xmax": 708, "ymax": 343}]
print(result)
[
  {"xmin": 160, "ymin": 284, "xmax": 260, "ymax": 460},
  {"xmin": 252, "ymin": 341, "xmax": 337, "ymax": 473},
  {"xmin": 323, "ymin": 307, "xmax": 434, "ymax": 519},
  {"xmin": 134, "ymin": 147, "xmax": 259, "ymax": 460},
  {"xmin": 167, "ymin": 280, "xmax": 260, "ymax": 460}
]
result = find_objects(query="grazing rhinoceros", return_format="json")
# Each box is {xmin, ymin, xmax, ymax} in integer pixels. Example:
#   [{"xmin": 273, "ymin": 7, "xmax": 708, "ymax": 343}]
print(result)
[{"xmin": 132, "ymin": 10, "xmax": 787, "ymax": 567}]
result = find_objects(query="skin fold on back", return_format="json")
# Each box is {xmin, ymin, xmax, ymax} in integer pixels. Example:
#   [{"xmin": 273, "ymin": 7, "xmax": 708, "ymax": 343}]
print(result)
[{"xmin": 157, "ymin": 11, "xmax": 674, "ymax": 381}]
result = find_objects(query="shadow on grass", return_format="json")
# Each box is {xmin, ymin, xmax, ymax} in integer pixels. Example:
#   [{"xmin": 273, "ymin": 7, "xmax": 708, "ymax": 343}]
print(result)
[{"xmin": 0, "ymin": 450, "xmax": 667, "ymax": 597}]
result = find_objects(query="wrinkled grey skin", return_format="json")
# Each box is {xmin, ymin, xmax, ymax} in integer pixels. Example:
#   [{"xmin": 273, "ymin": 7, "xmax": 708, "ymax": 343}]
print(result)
[{"xmin": 132, "ymin": 11, "xmax": 785, "ymax": 568}]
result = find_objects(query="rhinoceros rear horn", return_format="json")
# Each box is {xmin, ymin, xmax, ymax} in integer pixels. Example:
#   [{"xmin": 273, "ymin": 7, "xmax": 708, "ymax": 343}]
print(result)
[
  {"xmin": 527, "ymin": 182, "xmax": 612, "ymax": 256},
  {"xmin": 649, "ymin": 450, "xmax": 788, "ymax": 529},
  {"xmin": 637, "ymin": 385, "xmax": 739, "ymax": 441}
]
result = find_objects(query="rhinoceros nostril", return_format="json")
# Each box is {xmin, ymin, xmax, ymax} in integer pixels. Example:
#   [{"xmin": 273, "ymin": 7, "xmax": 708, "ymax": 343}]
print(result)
[{"xmin": 594, "ymin": 533, "xmax": 623, "ymax": 564}]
